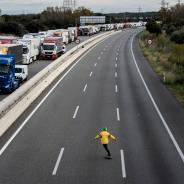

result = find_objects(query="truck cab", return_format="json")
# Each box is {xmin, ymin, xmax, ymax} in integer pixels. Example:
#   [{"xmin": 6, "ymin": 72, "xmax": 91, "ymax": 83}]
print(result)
[
  {"xmin": 0, "ymin": 55, "xmax": 20, "ymax": 93},
  {"xmin": 15, "ymin": 65, "xmax": 28, "ymax": 82}
]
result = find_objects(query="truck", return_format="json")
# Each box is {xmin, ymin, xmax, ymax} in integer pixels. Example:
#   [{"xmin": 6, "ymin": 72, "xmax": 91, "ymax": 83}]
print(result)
[
  {"xmin": 0, "ymin": 44, "xmax": 23, "ymax": 63},
  {"xmin": 18, "ymin": 38, "xmax": 41, "ymax": 64},
  {"xmin": 0, "ymin": 36, "xmax": 19, "ymax": 44},
  {"xmin": 0, "ymin": 55, "xmax": 28, "ymax": 93},
  {"xmin": 41, "ymin": 37, "xmax": 64, "ymax": 60},
  {"xmin": 53, "ymin": 30, "xmax": 69, "ymax": 44}
]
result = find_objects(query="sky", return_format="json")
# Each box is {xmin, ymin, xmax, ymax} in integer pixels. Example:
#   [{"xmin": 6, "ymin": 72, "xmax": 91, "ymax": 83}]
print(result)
[{"xmin": 0, "ymin": 0, "xmax": 179, "ymax": 15}]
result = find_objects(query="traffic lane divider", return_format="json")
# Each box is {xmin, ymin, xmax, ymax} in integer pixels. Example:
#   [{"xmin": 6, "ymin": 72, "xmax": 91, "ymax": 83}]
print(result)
[{"xmin": 0, "ymin": 30, "xmax": 120, "ymax": 137}]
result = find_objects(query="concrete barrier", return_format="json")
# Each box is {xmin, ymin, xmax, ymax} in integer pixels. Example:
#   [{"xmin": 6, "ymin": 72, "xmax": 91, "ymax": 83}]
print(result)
[{"xmin": 0, "ymin": 30, "xmax": 120, "ymax": 137}]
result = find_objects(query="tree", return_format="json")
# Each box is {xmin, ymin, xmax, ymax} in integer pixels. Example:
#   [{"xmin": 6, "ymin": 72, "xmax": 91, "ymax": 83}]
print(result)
[{"xmin": 146, "ymin": 19, "xmax": 161, "ymax": 35}]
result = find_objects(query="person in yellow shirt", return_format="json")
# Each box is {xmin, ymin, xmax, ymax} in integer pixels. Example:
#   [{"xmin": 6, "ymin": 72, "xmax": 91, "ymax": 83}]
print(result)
[{"xmin": 94, "ymin": 128, "xmax": 117, "ymax": 159}]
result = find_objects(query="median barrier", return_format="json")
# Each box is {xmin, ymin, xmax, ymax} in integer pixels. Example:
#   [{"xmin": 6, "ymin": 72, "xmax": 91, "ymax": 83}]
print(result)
[{"xmin": 0, "ymin": 30, "xmax": 120, "ymax": 137}]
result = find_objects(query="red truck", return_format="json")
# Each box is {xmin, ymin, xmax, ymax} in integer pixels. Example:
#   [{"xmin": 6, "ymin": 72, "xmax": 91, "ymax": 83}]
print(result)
[{"xmin": 41, "ymin": 37, "xmax": 64, "ymax": 60}]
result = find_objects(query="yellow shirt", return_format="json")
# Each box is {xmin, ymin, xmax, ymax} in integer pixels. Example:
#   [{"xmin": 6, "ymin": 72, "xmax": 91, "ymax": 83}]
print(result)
[{"xmin": 95, "ymin": 131, "xmax": 116, "ymax": 144}]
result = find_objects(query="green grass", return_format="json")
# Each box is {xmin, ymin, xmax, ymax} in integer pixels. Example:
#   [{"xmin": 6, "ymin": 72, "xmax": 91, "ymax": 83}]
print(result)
[{"xmin": 139, "ymin": 31, "xmax": 184, "ymax": 107}]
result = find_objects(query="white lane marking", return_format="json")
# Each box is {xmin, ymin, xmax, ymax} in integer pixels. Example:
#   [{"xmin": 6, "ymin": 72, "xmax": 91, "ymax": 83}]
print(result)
[
  {"xmin": 83, "ymin": 84, "xmax": 88, "ymax": 92},
  {"xmin": 116, "ymin": 57, "xmax": 118, "ymax": 61},
  {"xmin": 73, "ymin": 106, "xmax": 79, "ymax": 119},
  {"xmin": 0, "ymin": 38, "xmax": 103, "ymax": 157},
  {"xmin": 116, "ymin": 52, "xmax": 119, "ymax": 56},
  {"xmin": 101, "ymin": 51, "xmax": 103, "ymax": 55},
  {"xmin": 131, "ymin": 35, "xmax": 184, "ymax": 163},
  {"xmin": 94, "ymin": 63, "xmax": 97, "ymax": 67},
  {"xmin": 104, "ymin": 48, "xmax": 106, "ymax": 51},
  {"xmin": 116, "ymin": 108, "xmax": 120, "ymax": 121},
  {"xmin": 120, "ymin": 149, "xmax": 126, "ymax": 178},
  {"xmin": 89, "ymin": 72, "xmax": 93, "ymax": 77},
  {"xmin": 98, "ymin": 57, "xmax": 101, "ymax": 60},
  {"xmin": 52, "ymin": 147, "xmax": 64, "ymax": 175},
  {"xmin": 115, "ymin": 85, "xmax": 118, "ymax": 93},
  {"xmin": 115, "ymin": 63, "xmax": 117, "ymax": 68},
  {"xmin": 115, "ymin": 72, "xmax": 117, "ymax": 78}
]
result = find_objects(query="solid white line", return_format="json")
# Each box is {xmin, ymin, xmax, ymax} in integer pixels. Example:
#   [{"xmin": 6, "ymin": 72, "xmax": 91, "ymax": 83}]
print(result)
[
  {"xmin": 116, "ymin": 108, "xmax": 120, "ymax": 121},
  {"xmin": 52, "ymin": 147, "xmax": 64, "ymax": 175},
  {"xmin": 115, "ymin": 85, "xmax": 118, "ymax": 93},
  {"xmin": 0, "ymin": 43, "xmax": 97, "ymax": 156},
  {"xmin": 131, "ymin": 35, "xmax": 184, "ymax": 163},
  {"xmin": 115, "ymin": 72, "xmax": 117, "ymax": 78},
  {"xmin": 94, "ymin": 63, "xmax": 97, "ymax": 67},
  {"xmin": 83, "ymin": 84, "xmax": 87, "ymax": 92},
  {"xmin": 115, "ymin": 63, "xmax": 117, "ymax": 68},
  {"xmin": 89, "ymin": 72, "xmax": 93, "ymax": 77},
  {"xmin": 120, "ymin": 149, "xmax": 126, "ymax": 178},
  {"xmin": 73, "ymin": 106, "xmax": 79, "ymax": 119}
]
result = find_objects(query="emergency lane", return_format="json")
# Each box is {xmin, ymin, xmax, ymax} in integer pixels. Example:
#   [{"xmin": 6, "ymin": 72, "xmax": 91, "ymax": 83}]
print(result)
[{"xmin": 0, "ymin": 29, "xmax": 184, "ymax": 184}]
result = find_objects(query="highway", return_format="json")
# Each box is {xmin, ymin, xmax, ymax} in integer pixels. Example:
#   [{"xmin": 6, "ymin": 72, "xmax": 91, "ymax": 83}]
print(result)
[{"xmin": 0, "ymin": 29, "xmax": 184, "ymax": 184}]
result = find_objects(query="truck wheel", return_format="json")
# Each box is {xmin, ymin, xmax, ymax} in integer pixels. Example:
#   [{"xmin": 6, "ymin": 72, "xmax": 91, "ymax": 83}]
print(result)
[{"xmin": 30, "ymin": 58, "xmax": 33, "ymax": 63}]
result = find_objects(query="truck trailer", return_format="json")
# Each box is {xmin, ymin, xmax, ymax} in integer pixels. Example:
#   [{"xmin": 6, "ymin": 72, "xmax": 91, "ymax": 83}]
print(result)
[
  {"xmin": 18, "ymin": 38, "xmax": 41, "ymax": 64},
  {"xmin": 0, "ymin": 44, "xmax": 23, "ymax": 63}
]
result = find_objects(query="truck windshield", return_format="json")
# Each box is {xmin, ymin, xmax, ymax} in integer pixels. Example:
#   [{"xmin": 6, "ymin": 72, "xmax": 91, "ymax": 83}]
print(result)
[
  {"xmin": 43, "ymin": 45, "xmax": 55, "ymax": 51},
  {"xmin": 15, "ymin": 68, "xmax": 22, "ymax": 73},
  {"xmin": 0, "ymin": 65, "xmax": 10, "ymax": 75},
  {"xmin": 23, "ymin": 47, "xmax": 29, "ymax": 54}
]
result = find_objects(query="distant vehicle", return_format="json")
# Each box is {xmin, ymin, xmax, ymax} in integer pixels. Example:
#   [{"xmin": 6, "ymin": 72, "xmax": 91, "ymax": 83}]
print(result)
[
  {"xmin": 53, "ymin": 30, "xmax": 69, "ymax": 44},
  {"xmin": 0, "ymin": 54, "xmax": 28, "ymax": 93},
  {"xmin": 0, "ymin": 36, "xmax": 19, "ymax": 44},
  {"xmin": 18, "ymin": 38, "xmax": 41, "ymax": 64},
  {"xmin": 68, "ymin": 27, "xmax": 78, "ymax": 42},
  {"xmin": 41, "ymin": 37, "xmax": 64, "ymax": 60},
  {"xmin": 0, "ymin": 44, "xmax": 23, "ymax": 63}
]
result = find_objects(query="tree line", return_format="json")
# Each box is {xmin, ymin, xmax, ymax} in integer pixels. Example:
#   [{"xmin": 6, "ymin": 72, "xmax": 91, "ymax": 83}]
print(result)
[{"xmin": 0, "ymin": 6, "xmax": 92, "ymax": 36}]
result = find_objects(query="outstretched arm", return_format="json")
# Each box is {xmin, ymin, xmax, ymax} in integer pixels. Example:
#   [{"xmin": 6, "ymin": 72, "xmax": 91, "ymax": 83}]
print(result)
[{"xmin": 110, "ymin": 134, "xmax": 117, "ymax": 141}]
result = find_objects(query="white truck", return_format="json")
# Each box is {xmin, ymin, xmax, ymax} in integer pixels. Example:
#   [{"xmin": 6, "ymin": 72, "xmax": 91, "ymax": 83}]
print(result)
[
  {"xmin": 18, "ymin": 38, "xmax": 41, "ymax": 64},
  {"xmin": 15, "ymin": 65, "xmax": 28, "ymax": 82}
]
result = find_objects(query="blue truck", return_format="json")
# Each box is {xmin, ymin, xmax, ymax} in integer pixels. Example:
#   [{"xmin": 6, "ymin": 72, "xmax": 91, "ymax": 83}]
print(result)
[{"xmin": 0, "ymin": 55, "xmax": 21, "ymax": 93}]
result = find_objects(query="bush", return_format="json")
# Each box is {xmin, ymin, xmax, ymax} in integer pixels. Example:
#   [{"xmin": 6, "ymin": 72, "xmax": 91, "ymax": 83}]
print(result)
[
  {"xmin": 146, "ymin": 20, "xmax": 161, "ymax": 35},
  {"xmin": 164, "ymin": 71, "xmax": 177, "ymax": 84},
  {"xmin": 170, "ymin": 28, "xmax": 184, "ymax": 44}
]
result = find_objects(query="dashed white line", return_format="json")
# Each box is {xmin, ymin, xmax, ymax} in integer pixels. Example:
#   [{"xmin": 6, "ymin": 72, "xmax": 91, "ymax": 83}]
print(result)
[
  {"xmin": 115, "ymin": 72, "xmax": 117, "ymax": 78},
  {"xmin": 116, "ymin": 52, "xmax": 119, "ymax": 56},
  {"xmin": 116, "ymin": 108, "xmax": 120, "ymax": 121},
  {"xmin": 94, "ymin": 63, "xmax": 97, "ymax": 67},
  {"xmin": 89, "ymin": 72, "xmax": 93, "ymax": 77},
  {"xmin": 120, "ymin": 149, "xmax": 126, "ymax": 178},
  {"xmin": 115, "ymin": 63, "xmax": 117, "ymax": 68},
  {"xmin": 73, "ymin": 106, "xmax": 79, "ymax": 119},
  {"xmin": 101, "ymin": 51, "xmax": 103, "ymax": 55},
  {"xmin": 52, "ymin": 147, "xmax": 64, "ymax": 176},
  {"xmin": 83, "ymin": 84, "xmax": 88, "ymax": 92},
  {"xmin": 98, "ymin": 57, "xmax": 101, "ymax": 60},
  {"xmin": 116, "ymin": 57, "xmax": 118, "ymax": 61},
  {"xmin": 115, "ymin": 85, "xmax": 118, "ymax": 93}
]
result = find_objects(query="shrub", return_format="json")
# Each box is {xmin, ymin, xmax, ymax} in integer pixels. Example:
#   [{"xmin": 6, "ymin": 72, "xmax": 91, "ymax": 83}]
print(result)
[
  {"xmin": 170, "ymin": 28, "xmax": 184, "ymax": 44},
  {"xmin": 164, "ymin": 71, "xmax": 177, "ymax": 84},
  {"xmin": 146, "ymin": 20, "xmax": 161, "ymax": 35}
]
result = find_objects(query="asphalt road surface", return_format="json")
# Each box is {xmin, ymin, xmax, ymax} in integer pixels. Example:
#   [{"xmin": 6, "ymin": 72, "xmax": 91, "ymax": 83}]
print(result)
[{"xmin": 0, "ymin": 29, "xmax": 184, "ymax": 184}]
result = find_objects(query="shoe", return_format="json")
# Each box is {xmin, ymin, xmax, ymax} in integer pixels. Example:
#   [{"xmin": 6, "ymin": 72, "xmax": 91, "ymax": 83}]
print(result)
[{"xmin": 105, "ymin": 155, "xmax": 112, "ymax": 159}]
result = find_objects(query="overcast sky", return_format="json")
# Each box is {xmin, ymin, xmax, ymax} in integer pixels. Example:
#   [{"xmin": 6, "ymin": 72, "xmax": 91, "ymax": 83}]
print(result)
[{"xmin": 0, "ymin": 0, "xmax": 178, "ymax": 14}]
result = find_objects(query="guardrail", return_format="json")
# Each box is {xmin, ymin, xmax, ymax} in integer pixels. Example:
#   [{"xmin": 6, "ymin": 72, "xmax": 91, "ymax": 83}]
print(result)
[{"xmin": 0, "ymin": 30, "xmax": 120, "ymax": 137}]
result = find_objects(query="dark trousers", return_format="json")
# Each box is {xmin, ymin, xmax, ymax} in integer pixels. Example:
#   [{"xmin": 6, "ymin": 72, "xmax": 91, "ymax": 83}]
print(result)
[{"xmin": 103, "ymin": 144, "xmax": 111, "ymax": 156}]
